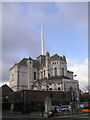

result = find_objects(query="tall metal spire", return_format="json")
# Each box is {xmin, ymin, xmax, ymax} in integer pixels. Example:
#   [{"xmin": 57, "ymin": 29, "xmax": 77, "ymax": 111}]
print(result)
[{"xmin": 41, "ymin": 16, "xmax": 44, "ymax": 55}]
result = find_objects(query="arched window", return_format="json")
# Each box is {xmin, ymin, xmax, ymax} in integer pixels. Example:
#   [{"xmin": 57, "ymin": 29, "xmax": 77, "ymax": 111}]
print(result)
[
  {"xmin": 58, "ymin": 87, "xmax": 61, "ymax": 91},
  {"xmin": 50, "ymin": 88, "xmax": 52, "ymax": 91},
  {"xmin": 54, "ymin": 68, "xmax": 57, "ymax": 76},
  {"xmin": 34, "ymin": 72, "xmax": 36, "ymax": 80},
  {"xmin": 44, "ymin": 70, "xmax": 45, "ymax": 78},
  {"xmin": 62, "ymin": 68, "xmax": 64, "ymax": 76}
]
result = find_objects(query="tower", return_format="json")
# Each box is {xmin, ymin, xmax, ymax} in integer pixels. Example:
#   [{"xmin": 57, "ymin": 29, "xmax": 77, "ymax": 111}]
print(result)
[
  {"xmin": 27, "ymin": 58, "xmax": 33, "ymax": 90},
  {"xmin": 46, "ymin": 51, "xmax": 50, "ymax": 79},
  {"xmin": 41, "ymin": 16, "xmax": 44, "ymax": 55}
]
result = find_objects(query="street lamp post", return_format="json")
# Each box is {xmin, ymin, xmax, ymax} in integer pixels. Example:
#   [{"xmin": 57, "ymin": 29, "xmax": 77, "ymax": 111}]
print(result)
[{"xmin": 71, "ymin": 75, "xmax": 77, "ymax": 115}]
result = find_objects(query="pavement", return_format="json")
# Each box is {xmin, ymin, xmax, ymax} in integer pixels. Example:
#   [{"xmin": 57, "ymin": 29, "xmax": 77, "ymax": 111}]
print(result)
[{"xmin": 1, "ymin": 113, "xmax": 90, "ymax": 120}]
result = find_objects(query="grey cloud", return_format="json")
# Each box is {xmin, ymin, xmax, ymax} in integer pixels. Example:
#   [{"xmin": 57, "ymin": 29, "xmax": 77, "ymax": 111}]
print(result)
[
  {"xmin": 2, "ymin": 2, "xmax": 51, "ymax": 83},
  {"xmin": 55, "ymin": 2, "xmax": 88, "ymax": 30},
  {"xmin": 2, "ymin": 3, "xmax": 42, "ymax": 58},
  {"xmin": 2, "ymin": 3, "xmax": 40, "ymax": 82}
]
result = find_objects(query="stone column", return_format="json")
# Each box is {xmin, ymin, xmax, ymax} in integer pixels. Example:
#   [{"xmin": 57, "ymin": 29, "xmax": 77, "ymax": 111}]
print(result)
[
  {"xmin": 44, "ymin": 97, "xmax": 51, "ymax": 117},
  {"xmin": 11, "ymin": 103, "xmax": 14, "ymax": 112}
]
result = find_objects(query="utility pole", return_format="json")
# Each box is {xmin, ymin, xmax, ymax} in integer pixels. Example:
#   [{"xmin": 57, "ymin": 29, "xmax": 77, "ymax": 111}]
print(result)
[
  {"xmin": 22, "ymin": 89, "xmax": 26, "ymax": 113},
  {"xmin": 71, "ymin": 75, "xmax": 77, "ymax": 115}
]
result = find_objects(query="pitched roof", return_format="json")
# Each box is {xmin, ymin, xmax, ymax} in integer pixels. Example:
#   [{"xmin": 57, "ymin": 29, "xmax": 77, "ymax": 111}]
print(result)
[
  {"xmin": 18, "ymin": 58, "xmax": 28, "ymax": 65},
  {"xmin": 17, "ymin": 58, "xmax": 40, "ymax": 68},
  {"xmin": 36, "ymin": 55, "xmax": 46, "ymax": 59},
  {"xmin": 1, "ymin": 84, "xmax": 14, "ymax": 95},
  {"xmin": 33, "ymin": 60, "xmax": 40, "ymax": 68},
  {"xmin": 11, "ymin": 53, "xmax": 66, "ymax": 69},
  {"xmin": 50, "ymin": 54, "xmax": 61, "ymax": 60},
  {"xmin": 36, "ymin": 55, "xmax": 46, "ymax": 65}
]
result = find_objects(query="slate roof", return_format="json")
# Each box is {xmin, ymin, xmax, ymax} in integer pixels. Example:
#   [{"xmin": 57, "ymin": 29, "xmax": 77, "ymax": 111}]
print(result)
[
  {"xmin": 10, "ymin": 53, "xmax": 66, "ymax": 69},
  {"xmin": 50, "ymin": 54, "xmax": 64, "ymax": 61},
  {"xmin": 50, "ymin": 54, "xmax": 60, "ymax": 60},
  {"xmin": 36, "ymin": 55, "xmax": 46, "ymax": 59},
  {"xmin": 33, "ymin": 60, "xmax": 40, "ymax": 68},
  {"xmin": 17, "ymin": 58, "xmax": 28, "ymax": 65},
  {"xmin": 16, "ymin": 57, "xmax": 40, "ymax": 68},
  {"xmin": 1, "ymin": 84, "xmax": 14, "ymax": 94},
  {"xmin": 36, "ymin": 55, "xmax": 46, "ymax": 65}
]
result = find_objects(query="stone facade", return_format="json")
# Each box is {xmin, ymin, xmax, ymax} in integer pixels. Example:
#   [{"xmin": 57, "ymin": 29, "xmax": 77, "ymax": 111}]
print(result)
[{"xmin": 9, "ymin": 52, "xmax": 79, "ymax": 101}]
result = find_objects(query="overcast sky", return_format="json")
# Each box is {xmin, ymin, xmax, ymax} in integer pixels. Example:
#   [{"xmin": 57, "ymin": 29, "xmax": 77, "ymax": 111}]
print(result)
[{"xmin": 2, "ymin": 2, "xmax": 88, "ymax": 91}]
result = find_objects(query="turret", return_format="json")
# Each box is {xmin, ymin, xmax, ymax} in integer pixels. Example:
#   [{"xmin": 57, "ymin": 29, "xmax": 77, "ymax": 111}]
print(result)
[
  {"xmin": 46, "ymin": 51, "xmax": 50, "ymax": 79},
  {"xmin": 62, "ymin": 55, "xmax": 66, "ymax": 61},
  {"xmin": 27, "ymin": 57, "xmax": 33, "ymax": 90}
]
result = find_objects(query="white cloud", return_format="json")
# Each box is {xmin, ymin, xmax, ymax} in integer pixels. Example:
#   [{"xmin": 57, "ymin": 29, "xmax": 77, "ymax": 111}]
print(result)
[
  {"xmin": 67, "ymin": 58, "xmax": 88, "ymax": 91},
  {"xmin": 0, "ymin": 81, "xmax": 9, "ymax": 87}
]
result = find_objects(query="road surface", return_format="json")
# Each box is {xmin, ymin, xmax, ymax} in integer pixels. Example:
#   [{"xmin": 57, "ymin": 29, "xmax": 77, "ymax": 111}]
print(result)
[{"xmin": 1, "ymin": 113, "xmax": 90, "ymax": 120}]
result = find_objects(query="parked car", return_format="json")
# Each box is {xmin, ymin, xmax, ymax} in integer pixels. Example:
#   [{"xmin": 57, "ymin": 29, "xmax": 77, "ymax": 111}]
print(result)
[{"xmin": 61, "ymin": 105, "xmax": 71, "ymax": 111}]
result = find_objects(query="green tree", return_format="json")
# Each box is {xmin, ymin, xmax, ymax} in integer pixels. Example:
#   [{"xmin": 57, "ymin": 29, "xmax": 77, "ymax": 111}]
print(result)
[{"xmin": 80, "ymin": 94, "xmax": 88, "ymax": 102}]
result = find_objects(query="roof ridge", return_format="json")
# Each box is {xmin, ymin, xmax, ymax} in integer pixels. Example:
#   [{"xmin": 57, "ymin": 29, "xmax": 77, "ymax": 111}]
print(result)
[{"xmin": 50, "ymin": 54, "xmax": 60, "ymax": 57}]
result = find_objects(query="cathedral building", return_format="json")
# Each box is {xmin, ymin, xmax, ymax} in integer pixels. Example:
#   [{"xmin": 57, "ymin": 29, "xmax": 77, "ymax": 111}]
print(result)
[{"xmin": 9, "ymin": 52, "xmax": 79, "ymax": 101}]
